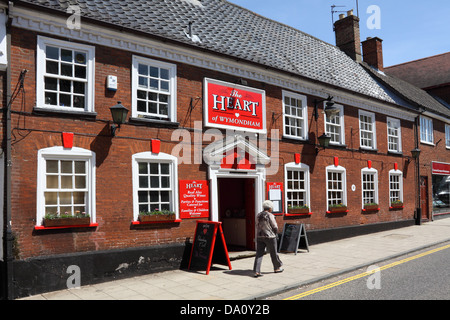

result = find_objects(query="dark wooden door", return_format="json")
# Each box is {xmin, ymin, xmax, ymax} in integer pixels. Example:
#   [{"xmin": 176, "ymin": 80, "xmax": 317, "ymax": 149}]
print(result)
[{"xmin": 420, "ymin": 176, "xmax": 429, "ymax": 220}]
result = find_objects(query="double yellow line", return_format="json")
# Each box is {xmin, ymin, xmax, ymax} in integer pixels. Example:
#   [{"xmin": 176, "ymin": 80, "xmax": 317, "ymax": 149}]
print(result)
[{"xmin": 284, "ymin": 243, "xmax": 450, "ymax": 300}]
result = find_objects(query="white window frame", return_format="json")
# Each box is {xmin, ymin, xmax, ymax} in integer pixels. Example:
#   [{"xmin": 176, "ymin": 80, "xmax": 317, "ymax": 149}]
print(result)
[
  {"xmin": 387, "ymin": 117, "xmax": 402, "ymax": 153},
  {"xmin": 420, "ymin": 116, "xmax": 434, "ymax": 145},
  {"xmin": 445, "ymin": 124, "xmax": 450, "ymax": 149},
  {"xmin": 36, "ymin": 36, "xmax": 95, "ymax": 112},
  {"xmin": 326, "ymin": 165, "xmax": 347, "ymax": 210},
  {"xmin": 389, "ymin": 169, "xmax": 403, "ymax": 206},
  {"xmin": 324, "ymin": 103, "xmax": 345, "ymax": 145},
  {"xmin": 132, "ymin": 152, "xmax": 179, "ymax": 221},
  {"xmin": 36, "ymin": 146, "xmax": 96, "ymax": 227},
  {"xmin": 131, "ymin": 55, "xmax": 177, "ymax": 122},
  {"xmin": 0, "ymin": 12, "xmax": 7, "ymax": 66},
  {"xmin": 361, "ymin": 167, "xmax": 379, "ymax": 208},
  {"xmin": 284, "ymin": 162, "xmax": 311, "ymax": 211},
  {"xmin": 282, "ymin": 90, "xmax": 308, "ymax": 141},
  {"xmin": 359, "ymin": 110, "xmax": 377, "ymax": 150}
]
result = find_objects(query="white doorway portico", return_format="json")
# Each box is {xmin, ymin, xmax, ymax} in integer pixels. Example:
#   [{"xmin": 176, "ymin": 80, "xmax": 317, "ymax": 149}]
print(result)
[{"xmin": 203, "ymin": 134, "xmax": 270, "ymax": 250}]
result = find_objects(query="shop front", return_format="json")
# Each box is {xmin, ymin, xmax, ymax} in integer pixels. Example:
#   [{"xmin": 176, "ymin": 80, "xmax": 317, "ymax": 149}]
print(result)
[{"xmin": 432, "ymin": 162, "xmax": 450, "ymax": 217}]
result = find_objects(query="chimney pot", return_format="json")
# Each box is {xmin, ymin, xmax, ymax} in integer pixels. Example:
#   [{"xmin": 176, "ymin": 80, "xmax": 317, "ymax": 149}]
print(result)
[
  {"xmin": 339, "ymin": 14, "xmax": 345, "ymax": 20},
  {"xmin": 347, "ymin": 9, "xmax": 353, "ymax": 16}
]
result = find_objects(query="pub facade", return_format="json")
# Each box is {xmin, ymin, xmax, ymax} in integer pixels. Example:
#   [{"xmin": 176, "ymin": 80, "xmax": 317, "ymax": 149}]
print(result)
[{"xmin": 1, "ymin": 0, "xmax": 449, "ymax": 298}]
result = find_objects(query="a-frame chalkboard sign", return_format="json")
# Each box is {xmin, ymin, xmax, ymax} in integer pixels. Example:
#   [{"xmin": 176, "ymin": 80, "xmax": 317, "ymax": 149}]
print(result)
[
  {"xmin": 188, "ymin": 221, "xmax": 232, "ymax": 275},
  {"xmin": 278, "ymin": 223, "xmax": 309, "ymax": 255}
]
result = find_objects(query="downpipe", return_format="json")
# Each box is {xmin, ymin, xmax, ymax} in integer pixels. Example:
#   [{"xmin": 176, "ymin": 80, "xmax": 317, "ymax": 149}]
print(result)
[{"xmin": 3, "ymin": 1, "xmax": 13, "ymax": 300}]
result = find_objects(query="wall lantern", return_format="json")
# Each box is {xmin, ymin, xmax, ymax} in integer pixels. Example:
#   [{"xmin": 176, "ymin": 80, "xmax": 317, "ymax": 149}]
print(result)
[
  {"xmin": 109, "ymin": 101, "xmax": 129, "ymax": 137},
  {"xmin": 411, "ymin": 148, "xmax": 421, "ymax": 160},
  {"xmin": 314, "ymin": 95, "xmax": 339, "ymax": 120},
  {"xmin": 316, "ymin": 133, "xmax": 332, "ymax": 154}
]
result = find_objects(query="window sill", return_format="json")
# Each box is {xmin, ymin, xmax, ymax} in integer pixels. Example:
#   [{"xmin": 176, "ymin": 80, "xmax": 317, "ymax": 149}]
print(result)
[
  {"xmin": 388, "ymin": 151, "xmax": 403, "ymax": 156},
  {"xmin": 129, "ymin": 117, "xmax": 179, "ymax": 128},
  {"xmin": 34, "ymin": 223, "xmax": 98, "ymax": 230},
  {"xmin": 420, "ymin": 141, "xmax": 435, "ymax": 147},
  {"xmin": 33, "ymin": 107, "xmax": 97, "ymax": 119},
  {"xmin": 359, "ymin": 147, "xmax": 378, "ymax": 153},
  {"xmin": 389, "ymin": 206, "xmax": 404, "ymax": 210},
  {"xmin": 362, "ymin": 207, "xmax": 380, "ymax": 212},
  {"xmin": 282, "ymin": 135, "xmax": 308, "ymax": 143},
  {"xmin": 131, "ymin": 219, "xmax": 181, "ymax": 225},
  {"xmin": 284, "ymin": 212, "xmax": 312, "ymax": 217},
  {"xmin": 328, "ymin": 143, "xmax": 347, "ymax": 149},
  {"xmin": 326, "ymin": 207, "xmax": 349, "ymax": 214}
]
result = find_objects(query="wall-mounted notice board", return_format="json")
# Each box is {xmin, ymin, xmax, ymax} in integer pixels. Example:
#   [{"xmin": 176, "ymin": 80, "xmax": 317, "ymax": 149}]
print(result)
[{"xmin": 267, "ymin": 182, "xmax": 283, "ymax": 214}]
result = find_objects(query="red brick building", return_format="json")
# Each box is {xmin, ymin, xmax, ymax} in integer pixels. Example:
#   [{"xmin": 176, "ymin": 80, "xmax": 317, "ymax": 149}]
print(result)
[{"xmin": 1, "ymin": 1, "xmax": 448, "ymax": 298}]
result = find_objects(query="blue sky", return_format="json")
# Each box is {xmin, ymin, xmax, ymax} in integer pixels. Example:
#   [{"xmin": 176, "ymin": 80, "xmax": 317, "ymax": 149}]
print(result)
[{"xmin": 228, "ymin": 0, "xmax": 450, "ymax": 67}]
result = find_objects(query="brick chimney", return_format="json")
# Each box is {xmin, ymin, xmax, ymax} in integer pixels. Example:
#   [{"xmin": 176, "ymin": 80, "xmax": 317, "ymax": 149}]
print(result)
[
  {"xmin": 334, "ymin": 10, "xmax": 362, "ymax": 62},
  {"xmin": 362, "ymin": 37, "xmax": 384, "ymax": 71}
]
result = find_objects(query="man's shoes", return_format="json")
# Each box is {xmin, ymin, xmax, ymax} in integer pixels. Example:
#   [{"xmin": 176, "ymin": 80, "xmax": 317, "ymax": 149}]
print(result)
[
  {"xmin": 254, "ymin": 273, "xmax": 263, "ymax": 278},
  {"xmin": 274, "ymin": 268, "xmax": 284, "ymax": 273}
]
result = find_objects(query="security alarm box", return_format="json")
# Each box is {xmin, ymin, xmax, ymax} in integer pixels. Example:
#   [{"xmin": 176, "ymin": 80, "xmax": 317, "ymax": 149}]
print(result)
[{"xmin": 107, "ymin": 75, "xmax": 118, "ymax": 91}]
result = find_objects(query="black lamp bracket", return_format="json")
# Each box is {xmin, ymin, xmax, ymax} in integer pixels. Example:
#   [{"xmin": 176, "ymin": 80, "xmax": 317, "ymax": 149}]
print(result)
[
  {"xmin": 314, "ymin": 95, "xmax": 334, "ymax": 120},
  {"xmin": 111, "ymin": 123, "xmax": 120, "ymax": 137}
]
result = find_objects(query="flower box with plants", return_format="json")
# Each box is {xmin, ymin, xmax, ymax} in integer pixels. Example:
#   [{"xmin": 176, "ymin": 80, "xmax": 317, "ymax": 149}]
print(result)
[
  {"xmin": 43, "ymin": 212, "xmax": 90, "ymax": 227},
  {"xmin": 287, "ymin": 205, "xmax": 310, "ymax": 215},
  {"xmin": 363, "ymin": 202, "xmax": 379, "ymax": 211},
  {"xmin": 390, "ymin": 200, "xmax": 404, "ymax": 209},
  {"xmin": 138, "ymin": 209, "xmax": 176, "ymax": 222},
  {"xmin": 327, "ymin": 203, "xmax": 348, "ymax": 213}
]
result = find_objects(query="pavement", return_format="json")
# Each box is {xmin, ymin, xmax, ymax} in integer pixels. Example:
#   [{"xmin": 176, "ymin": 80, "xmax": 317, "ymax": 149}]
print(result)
[{"xmin": 19, "ymin": 217, "xmax": 450, "ymax": 300}]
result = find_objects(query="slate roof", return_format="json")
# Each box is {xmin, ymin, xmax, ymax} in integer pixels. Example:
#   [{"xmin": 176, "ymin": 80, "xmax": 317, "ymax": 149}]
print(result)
[
  {"xmin": 17, "ymin": 0, "xmax": 447, "ymax": 117},
  {"xmin": 384, "ymin": 52, "xmax": 450, "ymax": 89},
  {"xmin": 361, "ymin": 62, "xmax": 450, "ymax": 118}
]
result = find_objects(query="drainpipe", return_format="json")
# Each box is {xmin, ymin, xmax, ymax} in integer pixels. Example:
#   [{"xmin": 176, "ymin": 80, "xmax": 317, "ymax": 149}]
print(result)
[
  {"xmin": 4, "ymin": 1, "xmax": 13, "ymax": 300},
  {"xmin": 414, "ymin": 113, "xmax": 422, "ymax": 226}
]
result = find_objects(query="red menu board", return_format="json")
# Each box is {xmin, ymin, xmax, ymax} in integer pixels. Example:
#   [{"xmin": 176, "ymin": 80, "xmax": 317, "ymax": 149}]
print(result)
[{"xmin": 179, "ymin": 180, "xmax": 210, "ymax": 219}]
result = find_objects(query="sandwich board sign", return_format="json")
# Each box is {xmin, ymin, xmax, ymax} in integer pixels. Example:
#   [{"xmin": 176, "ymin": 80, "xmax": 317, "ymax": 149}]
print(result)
[
  {"xmin": 278, "ymin": 223, "xmax": 309, "ymax": 255},
  {"xmin": 188, "ymin": 221, "xmax": 232, "ymax": 275}
]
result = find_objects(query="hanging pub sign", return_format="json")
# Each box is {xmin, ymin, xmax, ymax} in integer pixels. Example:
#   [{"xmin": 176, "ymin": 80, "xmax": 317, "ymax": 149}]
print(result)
[
  {"xmin": 204, "ymin": 78, "xmax": 266, "ymax": 134},
  {"xmin": 179, "ymin": 180, "xmax": 210, "ymax": 219}
]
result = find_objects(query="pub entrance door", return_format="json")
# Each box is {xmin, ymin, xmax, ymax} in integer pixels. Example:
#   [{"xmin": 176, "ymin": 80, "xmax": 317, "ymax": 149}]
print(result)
[{"xmin": 218, "ymin": 177, "xmax": 256, "ymax": 250}]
